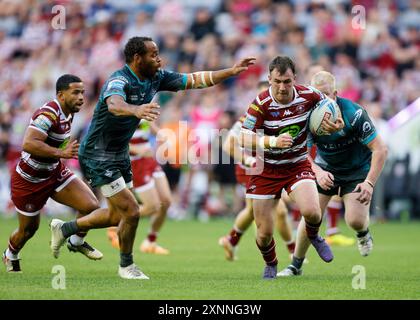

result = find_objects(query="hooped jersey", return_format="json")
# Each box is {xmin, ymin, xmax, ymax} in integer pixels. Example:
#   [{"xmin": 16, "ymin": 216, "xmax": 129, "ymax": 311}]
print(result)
[
  {"xmin": 16, "ymin": 99, "xmax": 72, "ymax": 183},
  {"xmin": 241, "ymin": 85, "xmax": 324, "ymax": 166}
]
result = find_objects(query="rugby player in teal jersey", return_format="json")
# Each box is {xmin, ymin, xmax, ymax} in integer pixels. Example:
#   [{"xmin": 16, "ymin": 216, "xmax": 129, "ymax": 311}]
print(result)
[
  {"xmin": 278, "ymin": 71, "xmax": 388, "ymax": 277},
  {"xmin": 49, "ymin": 36, "xmax": 255, "ymax": 279}
]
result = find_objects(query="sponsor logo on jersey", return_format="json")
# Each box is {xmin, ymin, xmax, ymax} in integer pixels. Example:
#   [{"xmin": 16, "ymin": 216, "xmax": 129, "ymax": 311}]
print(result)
[
  {"xmin": 43, "ymin": 111, "xmax": 57, "ymax": 121},
  {"xmin": 33, "ymin": 115, "xmax": 52, "ymax": 131},
  {"xmin": 59, "ymin": 138, "xmax": 70, "ymax": 150},
  {"xmin": 243, "ymin": 113, "xmax": 257, "ymax": 130},
  {"xmin": 296, "ymin": 171, "xmax": 315, "ymax": 179},
  {"xmin": 283, "ymin": 110, "xmax": 293, "ymax": 116},
  {"xmin": 110, "ymin": 180, "xmax": 121, "ymax": 190},
  {"xmin": 296, "ymin": 105, "xmax": 305, "ymax": 114},
  {"xmin": 351, "ymin": 109, "xmax": 363, "ymax": 126},
  {"xmin": 130, "ymin": 95, "xmax": 139, "ymax": 100},
  {"xmin": 362, "ymin": 121, "xmax": 371, "ymax": 132},
  {"xmin": 107, "ymin": 79, "xmax": 126, "ymax": 92},
  {"xmin": 271, "ymin": 111, "xmax": 280, "ymax": 117},
  {"xmin": 279, "ymin": 125, "xmax": 301, "ymax": 138},
  {"xmin": 250, "ymin": 104, "xmax": 263, "ymax": 115}
]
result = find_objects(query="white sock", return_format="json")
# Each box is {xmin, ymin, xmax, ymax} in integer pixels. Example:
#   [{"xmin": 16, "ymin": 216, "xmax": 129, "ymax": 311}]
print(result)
[
  {"xmin": 6, "ymin": 248, "xmax": 18, "ymax": 260},
  {"xmin": 69, "ymin": 235, "xmax": 84, "ymax": 246}
]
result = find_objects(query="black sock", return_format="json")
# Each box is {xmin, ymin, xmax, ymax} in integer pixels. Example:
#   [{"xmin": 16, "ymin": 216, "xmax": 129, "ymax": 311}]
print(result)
[
  {"xmin": 120, "ymin": 253, "xmax": 133, "ymax": 267},
  {"xmin": 357, "ymin": 229, "xmax": 369, "ymax": 238},
  {"xmin": 290, "ymin": 256, "xmax": 305, "ymax": 270},
  {"xmin": 61, "ymin": 221, "xmax": 79, "ymax": 238}
]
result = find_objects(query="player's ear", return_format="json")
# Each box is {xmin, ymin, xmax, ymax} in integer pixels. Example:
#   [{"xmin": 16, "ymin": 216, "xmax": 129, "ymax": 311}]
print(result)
[
  {"xmin": 56, "ymin": 90, "xmax": 65, "ymax": 101},
  {"xmin": 333, "ymin": 90, "xmax": 338, "ymax": 100},
  {"xmin": 133, "ymin": 53, "xmax": 142, "ymax": 64}
]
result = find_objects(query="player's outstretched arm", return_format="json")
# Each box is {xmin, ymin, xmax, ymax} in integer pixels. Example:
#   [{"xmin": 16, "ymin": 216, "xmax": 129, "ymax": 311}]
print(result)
[
  {"xmin": 185, "ymin": 57, "xmax": 256, "ymax": 89},
  {"xmin": 22, "ymin": 127, "xmax": 79, "ymax": 159},
  {"xmin": 107, "ymin": 95, "xmax": 160, "ymax": 121}
]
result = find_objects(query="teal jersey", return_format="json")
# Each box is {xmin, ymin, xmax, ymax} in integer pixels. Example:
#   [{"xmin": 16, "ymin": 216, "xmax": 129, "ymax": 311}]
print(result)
[
  {"xmin": 308, "ymin": 97, "xmax": 377, "ymax": 175},
  {"xmin": 79, "ymin": 65, "xmax": 187, "ymax": 161}
]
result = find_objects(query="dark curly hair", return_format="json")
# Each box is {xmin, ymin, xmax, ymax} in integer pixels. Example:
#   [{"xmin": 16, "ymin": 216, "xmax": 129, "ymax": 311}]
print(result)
[{"xmin": 124, "ymin": 36, "xmax": 153, "ymax": 63}]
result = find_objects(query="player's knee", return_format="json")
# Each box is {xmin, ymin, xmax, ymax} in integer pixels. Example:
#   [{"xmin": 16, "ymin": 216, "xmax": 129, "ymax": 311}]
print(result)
[
  {"xmin": 22, "ymin": 224, "xmax": 39, "ymax": 239},
  {"xmin": 299, "ymin": 205, "xmax": 321, "ymax": 220},
  {"xmin": 346, "ymin": 216, "xmax": 365, "ymax": 230},
  {"xmin": 160, "ymin": 197, "xmax": 171, "ymax": 212},
  {"xmin": 143, "ymin": 202, "xmax": 161, "ymax": 216},
  {"xmin": 123, "ymin": 202, "xmax": 140, "ymax": 223}
]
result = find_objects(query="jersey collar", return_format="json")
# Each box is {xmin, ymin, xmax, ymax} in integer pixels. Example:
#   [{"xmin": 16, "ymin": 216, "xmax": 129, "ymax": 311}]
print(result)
[
  {"xmin": 268, "ymin": 86, "xmax": 298, "ymax": 108},
  {"xmin": 54, "ymin": 99, "xmax": 72, "ymax": 122},
  {"xmin": 125, "ymin": 64, "xmax": 143, "ymax": 84}
]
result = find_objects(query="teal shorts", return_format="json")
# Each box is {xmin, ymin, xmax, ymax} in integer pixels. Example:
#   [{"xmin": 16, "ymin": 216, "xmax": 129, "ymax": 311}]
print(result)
[{"xmin": 79, "ymin": 155, "xmax": 133, "ymax": 188}]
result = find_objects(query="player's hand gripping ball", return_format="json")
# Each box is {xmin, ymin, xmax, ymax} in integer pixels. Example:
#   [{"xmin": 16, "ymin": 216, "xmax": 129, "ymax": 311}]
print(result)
[{"xmin": 309, "ymin": 98, "xmax": 340, "ymax": 136}]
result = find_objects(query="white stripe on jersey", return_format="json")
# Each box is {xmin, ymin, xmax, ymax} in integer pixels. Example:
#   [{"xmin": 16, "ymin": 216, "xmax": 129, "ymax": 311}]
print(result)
[
  {"xmin": 21, "ymin": 151, "xmax": 59, "ymax": 171},
  {"xmin": 16, "ymin": 164, "xmax": 48, "ymax": 183},
  {"xmin": 49, "ymin": 131, "xmax": 71, "ymax": 141},
  {"xmin": 263, "ymin": 112, "xmax": 310, "ymax": 128},
  {"xmin": 28, "ymin": 125, "xmax": 48, "ymax": 136},
  {"xmin": 267, "ymin": 140, "xmax": 307, "ymax": 154}
]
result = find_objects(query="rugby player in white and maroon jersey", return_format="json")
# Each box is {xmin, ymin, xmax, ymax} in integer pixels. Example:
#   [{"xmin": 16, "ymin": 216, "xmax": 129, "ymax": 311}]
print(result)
[
  {"xmin": 2, "ymin": 75, "xmax": 103, "ymax": 273},
  {"xmin": 240, "ymin": 56, "xmax": 344, "ymax": 279}
]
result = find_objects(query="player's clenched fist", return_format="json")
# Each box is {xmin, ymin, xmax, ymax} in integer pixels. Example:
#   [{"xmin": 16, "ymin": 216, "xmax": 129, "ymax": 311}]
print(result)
[
  {"xmin": 275, "ymin": 133, "xmax": 293, "ymax": 148},
  {"xmin": 61, "ymin": 140, "xmax": 80, "ymax": 159}
]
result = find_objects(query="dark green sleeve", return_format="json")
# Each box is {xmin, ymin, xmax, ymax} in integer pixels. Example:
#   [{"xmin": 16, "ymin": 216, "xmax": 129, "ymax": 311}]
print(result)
[
  {"xmin": 158, "ymin": 70, "xmax": 188, "ymax": 92},
  {"xmin": 357, "ymin": 109, "xmax": 377, "ymax": 145}
]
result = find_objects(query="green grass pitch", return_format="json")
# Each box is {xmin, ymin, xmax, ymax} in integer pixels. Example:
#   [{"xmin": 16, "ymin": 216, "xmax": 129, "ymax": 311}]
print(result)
[{"xmin": 0, "ymin": 216, "xmax": 419, "ymax": 300}]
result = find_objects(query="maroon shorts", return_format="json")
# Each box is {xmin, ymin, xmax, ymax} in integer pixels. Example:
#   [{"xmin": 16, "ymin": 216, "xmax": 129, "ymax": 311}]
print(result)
[
  {"xmin": 131, "ymin": 157, "xmax": 165, "ymax": 191},
  {"xmin": 11, "ymin": 162, "xmax": 75, "ymax": 216},
  {"xmin": 246, "ymin": 160, "xmax": 316, "ymax": 199},
  {"xmin": 235, "ymin": 164, "xmax": 250, "ymax": 187}
]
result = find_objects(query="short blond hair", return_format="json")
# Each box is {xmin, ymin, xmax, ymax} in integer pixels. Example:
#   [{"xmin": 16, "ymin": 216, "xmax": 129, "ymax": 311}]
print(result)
[{"xmin": 311, "ymin": 71, "xmax": 336, "ymax": 91}]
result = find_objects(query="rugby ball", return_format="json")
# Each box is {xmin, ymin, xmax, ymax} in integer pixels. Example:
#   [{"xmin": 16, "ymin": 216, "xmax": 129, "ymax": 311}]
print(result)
[{"xmin": 309, "ymin": 98, "xmax": 340, "ymax": 136}]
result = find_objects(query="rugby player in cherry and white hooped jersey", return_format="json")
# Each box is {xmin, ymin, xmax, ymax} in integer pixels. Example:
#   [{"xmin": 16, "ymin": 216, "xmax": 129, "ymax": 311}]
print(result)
[
  {"xmin": 218, "ymin": 82, "xmax": 296, "ymax": 262},
  {"xmin": 240, "ymin": 56, "xmax": 344, "ymax": 279},
  {"xmin": 3, "ymin": 75, "xmax": 103, "ymax": 273}
]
